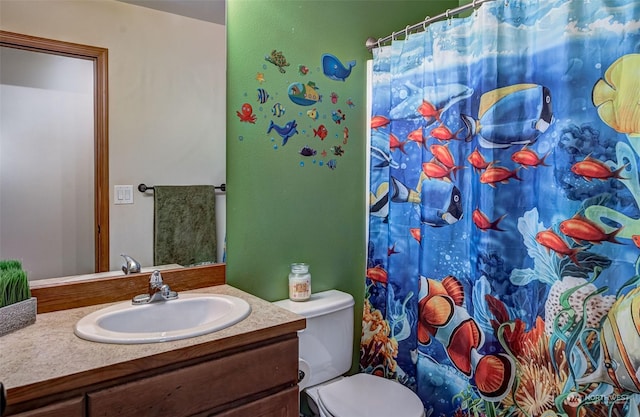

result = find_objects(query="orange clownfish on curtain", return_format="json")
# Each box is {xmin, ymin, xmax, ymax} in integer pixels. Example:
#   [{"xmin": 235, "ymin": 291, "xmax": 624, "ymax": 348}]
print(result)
[{"xmin": 417, "ymin": 275, "xmax": 515, "ymax": 401}]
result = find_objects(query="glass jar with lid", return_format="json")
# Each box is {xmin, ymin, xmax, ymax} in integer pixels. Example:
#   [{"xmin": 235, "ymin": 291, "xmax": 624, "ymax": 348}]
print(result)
[{"xmin": 288, "ymin": 263, "xmax": 311, "ymax": 301}]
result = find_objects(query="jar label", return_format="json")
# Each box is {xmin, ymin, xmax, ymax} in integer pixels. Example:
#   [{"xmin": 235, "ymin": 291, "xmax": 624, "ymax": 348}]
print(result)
[{"xmin": 289, "ymin": 279, "xmax": 310, "ymax": 301}]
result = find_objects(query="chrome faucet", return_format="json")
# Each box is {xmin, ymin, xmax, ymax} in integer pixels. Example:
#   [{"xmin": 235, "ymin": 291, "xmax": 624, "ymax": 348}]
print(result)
[
  {"xmin": 121, "ymin": 254, "xmax": 141, "ymax": 275},
  {"xmin": 132, "ymin": 270, "xmax": 178, "ymax": 304}
]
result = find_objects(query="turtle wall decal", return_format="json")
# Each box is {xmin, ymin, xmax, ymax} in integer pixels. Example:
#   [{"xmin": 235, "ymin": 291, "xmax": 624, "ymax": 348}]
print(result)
[{"xmin": 265, "ymin": 50, "xmax": 290, "ymax": 73}]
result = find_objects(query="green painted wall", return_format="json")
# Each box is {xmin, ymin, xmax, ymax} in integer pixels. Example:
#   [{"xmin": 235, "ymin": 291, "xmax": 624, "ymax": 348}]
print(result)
[{"xmin": 226, "ymin": 0, "xmax": 458, "ymax": 372}]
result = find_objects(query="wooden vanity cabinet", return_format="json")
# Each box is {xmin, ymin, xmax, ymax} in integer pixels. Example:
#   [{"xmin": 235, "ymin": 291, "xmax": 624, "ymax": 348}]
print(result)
[
  {"xmin": 3, "ymin": 274, "xmax": 305, "ymax": 417},
  {"xmin": 87, "ymin": 337, "xmax": 299, "ymax": 417},
  {"xmin": 9, "ymin": 397, "xmax": 85, "ymax": 417},
  {"xmin": 211, "ymin": 386, "xmax": 298, "ymax": 417},
  {"xmin": 7, "ymin": 336, "xmax": 299, "ymax": 417}
]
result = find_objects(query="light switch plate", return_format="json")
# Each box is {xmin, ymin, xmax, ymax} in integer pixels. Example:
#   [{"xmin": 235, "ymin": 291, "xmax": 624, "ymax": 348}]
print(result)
[{"xmin": 114, "ymin": 185, "xmax": 134, "ymax": 205}]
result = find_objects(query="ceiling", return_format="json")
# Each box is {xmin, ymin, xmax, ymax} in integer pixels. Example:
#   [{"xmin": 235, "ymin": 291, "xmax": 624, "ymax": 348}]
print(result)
[{"xmin": 117, "ymin": 0, "xmax": 226, "ymax": 25}]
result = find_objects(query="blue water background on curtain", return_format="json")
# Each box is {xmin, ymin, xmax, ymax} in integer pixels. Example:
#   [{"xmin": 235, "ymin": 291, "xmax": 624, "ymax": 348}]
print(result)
[{"xmin": 361, "ymin": 0, "xmax": 640, "ymax": 416}]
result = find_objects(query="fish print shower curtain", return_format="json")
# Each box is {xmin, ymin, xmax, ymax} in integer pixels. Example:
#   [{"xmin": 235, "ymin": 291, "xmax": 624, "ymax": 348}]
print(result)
[{"xmin": 361, "ymin": 0, "xmax": 640, "ymax": 416}]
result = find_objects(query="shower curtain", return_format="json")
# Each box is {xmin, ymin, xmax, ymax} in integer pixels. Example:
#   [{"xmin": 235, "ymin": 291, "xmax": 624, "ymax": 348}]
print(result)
[{"xmin": 361, "ymin": 1, "xmax": 640, "ymax": 416}]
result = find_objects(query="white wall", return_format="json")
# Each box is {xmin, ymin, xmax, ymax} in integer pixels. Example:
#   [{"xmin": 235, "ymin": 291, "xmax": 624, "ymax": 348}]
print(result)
[{"xmin": 0, "ymin": 0, "xmax": 227, "ymax": 275}]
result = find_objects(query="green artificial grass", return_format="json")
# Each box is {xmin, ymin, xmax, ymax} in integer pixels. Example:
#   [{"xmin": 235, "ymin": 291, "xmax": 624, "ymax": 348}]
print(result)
[
  {"xmin": 0, "ymin": 260, "xmax": 30, "ymax": 308},
  {"xmin": 0, "ymin": 259, "xmax": 22, "ymax": 271}
]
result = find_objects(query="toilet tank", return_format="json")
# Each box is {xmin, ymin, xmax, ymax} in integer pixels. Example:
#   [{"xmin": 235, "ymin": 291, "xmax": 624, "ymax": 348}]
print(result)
[{"xmin": 274, "ymin": 290, "xmax": 354, "ymax": 388}]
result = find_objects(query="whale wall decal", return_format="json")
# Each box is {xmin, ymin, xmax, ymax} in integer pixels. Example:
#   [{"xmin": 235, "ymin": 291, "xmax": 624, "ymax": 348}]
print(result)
[{"xmin": 321, "ymin": 53, "xmax": 356, "ymax": 82}]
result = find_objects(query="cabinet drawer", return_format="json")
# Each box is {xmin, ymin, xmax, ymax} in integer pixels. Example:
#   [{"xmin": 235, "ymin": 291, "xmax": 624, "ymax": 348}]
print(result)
[
  {"xmin": 8, "ymin": 396, "xmax": 84, "ymax": 417},
  {"xmin": 212, "ymin": 386, "xmax": 298, "ymax": 417},
  {"xmin": 87, "ymin": 338, "xmax": 298, "ymax": 417}
]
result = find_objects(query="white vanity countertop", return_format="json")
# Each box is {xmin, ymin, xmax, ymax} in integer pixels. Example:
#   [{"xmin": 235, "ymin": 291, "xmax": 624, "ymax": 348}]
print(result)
[{"xmin": 0, "ymin": 285, "xmax": 305, "ymax": 406}]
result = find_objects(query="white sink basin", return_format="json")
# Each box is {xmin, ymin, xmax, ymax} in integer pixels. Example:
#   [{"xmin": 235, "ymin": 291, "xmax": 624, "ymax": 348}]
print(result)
[{"xmin": 74, "ymin": 294, "xmax": 251, "ymax": 344}]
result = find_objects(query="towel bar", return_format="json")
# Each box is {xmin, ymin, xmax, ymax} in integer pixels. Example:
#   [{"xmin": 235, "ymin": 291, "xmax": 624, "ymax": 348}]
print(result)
[{"xmin": 138, "ymin": 183, "xmax": 226, "ymax": 193}]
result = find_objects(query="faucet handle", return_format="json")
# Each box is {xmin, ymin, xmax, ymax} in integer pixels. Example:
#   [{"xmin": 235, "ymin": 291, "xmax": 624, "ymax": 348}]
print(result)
[
  {"xmin": 161, "ymin": 284, "xmax": 178, "ymax": 299},
  {"xmin": 121, "ymin": 254, "xmax": 141, "ymax": 275},
  {"xmin": 150, "ymin": 270, "xmax": 163, "ymax": 282},
  {"xmin": 149, "ymin": 270, "xmax": 164, "ymax": 291},
  {"xmin": 132, "ymin": 270, "xmax": 177, "ymax": 304}
]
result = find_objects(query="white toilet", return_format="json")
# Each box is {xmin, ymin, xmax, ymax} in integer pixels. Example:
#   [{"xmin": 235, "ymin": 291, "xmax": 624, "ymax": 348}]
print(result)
[{"xmin": 274, "ymin": 290, "xmax": 425, "ymax": 417}]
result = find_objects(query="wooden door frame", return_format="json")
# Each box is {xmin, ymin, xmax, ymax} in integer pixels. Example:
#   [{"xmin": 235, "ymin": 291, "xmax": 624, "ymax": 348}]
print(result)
[{"xmin": 0, "ymin": 30, "xmax": 109, "ymax": 272}]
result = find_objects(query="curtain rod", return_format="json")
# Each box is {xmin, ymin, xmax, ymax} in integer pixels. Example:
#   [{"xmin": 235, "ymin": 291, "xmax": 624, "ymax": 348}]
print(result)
[{"xmin": 365, "ymin": 0, "xmax": 495, "ymax": 51}]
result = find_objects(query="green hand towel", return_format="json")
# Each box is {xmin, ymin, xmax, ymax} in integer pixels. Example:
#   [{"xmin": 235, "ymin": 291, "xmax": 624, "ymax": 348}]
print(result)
[{"xmin": 153, "ymin": 185, "xmax": 217, "ymax": 266}]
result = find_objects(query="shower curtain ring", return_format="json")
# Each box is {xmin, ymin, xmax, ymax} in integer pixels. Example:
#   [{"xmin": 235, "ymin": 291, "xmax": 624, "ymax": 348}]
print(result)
[
  {"xmin": 445, "ymin": 9, "xmax": 452, "ymax": 25},
  {"xmin": 405, "ymin": 25, "xmax": 410, "ymax": 38},
  {"xmin": 423, "ymin": 16, "xmax": 430, "ymax": 31}
]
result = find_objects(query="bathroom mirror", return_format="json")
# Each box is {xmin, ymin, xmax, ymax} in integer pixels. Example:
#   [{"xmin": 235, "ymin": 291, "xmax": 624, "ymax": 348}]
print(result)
[
  {"xmin": 0, "ymin": 31, "xmax": 109, "ymax": 279},
  {"xmin": 1, "ymin": 0, "xmax": 227, "ymax": 282}
]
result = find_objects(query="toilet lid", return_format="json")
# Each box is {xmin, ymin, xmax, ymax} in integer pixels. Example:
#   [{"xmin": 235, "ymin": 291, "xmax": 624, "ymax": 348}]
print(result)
[{"xmin": 317, "ymin": 373, "xmax": 424, "ymax": 417}]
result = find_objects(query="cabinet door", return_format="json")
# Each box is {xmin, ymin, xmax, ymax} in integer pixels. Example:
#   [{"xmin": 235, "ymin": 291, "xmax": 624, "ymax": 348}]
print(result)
[
  {"xmin": 211, "ymin": 386, "xmax": 298, "ymax": 417},
  {"xmin": 87, "ymin": 338, "xmax": 298, "ymax": 417},
  {"xmin": 8, "ymin": 396, "xmax": 84, "ymax": 417}
]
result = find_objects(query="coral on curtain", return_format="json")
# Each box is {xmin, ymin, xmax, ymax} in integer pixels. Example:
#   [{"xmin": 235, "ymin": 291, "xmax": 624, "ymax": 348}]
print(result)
[{"xmin": 361, "ymin": 0, "xmax": 640, "ymax": 416}]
